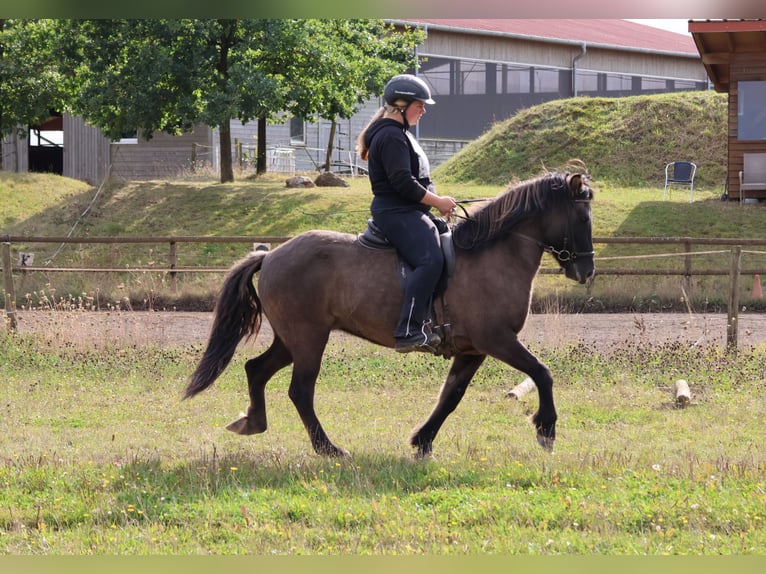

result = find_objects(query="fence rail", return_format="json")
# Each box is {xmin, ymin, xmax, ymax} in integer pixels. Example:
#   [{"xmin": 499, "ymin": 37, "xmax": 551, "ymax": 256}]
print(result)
[{"xmin": 4, "ymin": 234, "xmax": 766, "ymax": 351}]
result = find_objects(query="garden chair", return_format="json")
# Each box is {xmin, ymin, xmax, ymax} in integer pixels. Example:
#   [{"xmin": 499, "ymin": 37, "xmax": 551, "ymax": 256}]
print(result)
[{"xmin": 663, "ymin": 161, "xmax": 697, "ymax": 202}]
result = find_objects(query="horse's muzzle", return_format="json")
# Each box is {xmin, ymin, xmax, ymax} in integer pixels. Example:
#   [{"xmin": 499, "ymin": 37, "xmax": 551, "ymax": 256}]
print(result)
[{"xmin": 566, "ymin": 260, "xmax": 595, "ymax": 284}]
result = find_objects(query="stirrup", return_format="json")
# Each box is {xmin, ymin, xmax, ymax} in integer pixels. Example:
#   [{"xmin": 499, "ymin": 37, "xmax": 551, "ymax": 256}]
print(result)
[{"xmin": 395, "ymin": 331, "xmax": 441, "ymax": 353}]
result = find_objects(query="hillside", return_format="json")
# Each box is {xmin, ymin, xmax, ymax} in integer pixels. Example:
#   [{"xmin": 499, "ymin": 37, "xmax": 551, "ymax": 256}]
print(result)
[{"xmin": 435, "ymin": 91, "xmax": 728, "ymax": 189}]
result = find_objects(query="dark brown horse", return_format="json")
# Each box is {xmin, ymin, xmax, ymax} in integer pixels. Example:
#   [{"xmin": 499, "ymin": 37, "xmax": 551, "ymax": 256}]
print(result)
[{"xmin": 185, "ymin": 170, "xmax": 595, "ymax": 458}]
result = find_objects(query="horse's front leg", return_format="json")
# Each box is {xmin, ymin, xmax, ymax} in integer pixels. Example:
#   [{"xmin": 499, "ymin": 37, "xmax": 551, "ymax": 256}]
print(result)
[
  {"xmin": 410, "ymin": 353, "xmax": 486, "ymax": 459},
  {"xmin": 492, "ymin": 339, "xmax": 557, "ymax": 451}
]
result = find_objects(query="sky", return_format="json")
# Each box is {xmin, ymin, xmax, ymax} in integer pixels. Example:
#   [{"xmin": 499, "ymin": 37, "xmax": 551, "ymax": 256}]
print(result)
[{"xmin": 626, "ymin": 19, "xmax": 691, "ymax": 36}]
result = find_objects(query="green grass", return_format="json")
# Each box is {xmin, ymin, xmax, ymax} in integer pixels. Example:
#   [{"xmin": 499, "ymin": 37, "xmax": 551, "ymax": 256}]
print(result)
[{"xmin": 1, "ymin": 329, "xmax": 765, "ymax": 554}]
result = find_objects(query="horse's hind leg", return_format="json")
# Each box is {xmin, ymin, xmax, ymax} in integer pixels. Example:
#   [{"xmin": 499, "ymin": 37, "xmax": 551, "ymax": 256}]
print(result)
[
  {"xmin": 410, "ymin": 353, "xmax": 486, "ymax": 459},
  {"xmin": 288, "ymin": 335, "xmax": 348, "ymax": 457},
  {"xmin": 226, "ymin": 337, "xmax": 292, "ymax": 436}
]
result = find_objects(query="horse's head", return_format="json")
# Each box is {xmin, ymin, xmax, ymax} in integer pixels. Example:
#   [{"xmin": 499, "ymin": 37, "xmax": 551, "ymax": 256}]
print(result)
[{"xmin": 541, "ymin": 172, "xmax": 595, "ymax": 284}]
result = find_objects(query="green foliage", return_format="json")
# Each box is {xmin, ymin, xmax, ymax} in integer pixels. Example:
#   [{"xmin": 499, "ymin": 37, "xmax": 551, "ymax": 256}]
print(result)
[
  {"xmin": 435, "ymin": 91, "xmax": 728, "ymax": 189},
  {"xmin": 0, "ymin": 19, "xmax": 67, "ymax": 143}
]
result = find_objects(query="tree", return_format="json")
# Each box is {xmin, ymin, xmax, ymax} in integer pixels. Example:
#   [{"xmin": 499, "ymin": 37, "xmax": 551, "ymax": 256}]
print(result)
[
  {"xmin": 281, "ymin": 20, "xmax": 424, "ymax": 173},
  {"xmin": 56, "ymin": 19, "xmax": 284, "ymax": 183},
  {"xmin": 54, "ymin": 19, "xmax": 425, "ymax": 183},
  {"xmin": 0, "ymin": 19, "xmax": 66, "ymax": 170}
]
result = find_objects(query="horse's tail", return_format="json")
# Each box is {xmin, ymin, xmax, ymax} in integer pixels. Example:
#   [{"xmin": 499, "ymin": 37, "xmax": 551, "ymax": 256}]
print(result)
[{"xmin": 184, "ymin": 251, "xmax": 266, "ymax": 399}]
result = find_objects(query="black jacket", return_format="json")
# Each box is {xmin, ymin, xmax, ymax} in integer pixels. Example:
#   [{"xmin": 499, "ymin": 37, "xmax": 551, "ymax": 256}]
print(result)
[{"xmin": 364, "ymin": 118, "xmax": 433, "ymax": 212}]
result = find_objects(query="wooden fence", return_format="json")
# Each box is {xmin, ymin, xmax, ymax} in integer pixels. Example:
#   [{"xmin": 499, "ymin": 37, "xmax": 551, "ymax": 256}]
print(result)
[{"xmin": 4, "ymin": 234, "xmax": 766, "ymax": 351}]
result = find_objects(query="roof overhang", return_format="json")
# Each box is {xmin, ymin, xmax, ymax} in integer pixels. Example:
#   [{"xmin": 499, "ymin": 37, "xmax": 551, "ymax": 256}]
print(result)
[{"xmin": 690, "ymin": 19, "xmax": 766, "ymax": 92}]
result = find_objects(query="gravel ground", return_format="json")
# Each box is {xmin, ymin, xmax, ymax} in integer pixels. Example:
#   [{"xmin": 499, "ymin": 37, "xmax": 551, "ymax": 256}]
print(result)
[{"xmin": 9, "ymin": 310, "xmax": 766, "ymax": 350}]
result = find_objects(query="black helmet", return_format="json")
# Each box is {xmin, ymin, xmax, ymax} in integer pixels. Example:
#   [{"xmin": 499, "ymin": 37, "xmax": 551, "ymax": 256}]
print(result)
[{"xmin": 384, "ymin": 74, "xmax": 435, "ymax": 105}]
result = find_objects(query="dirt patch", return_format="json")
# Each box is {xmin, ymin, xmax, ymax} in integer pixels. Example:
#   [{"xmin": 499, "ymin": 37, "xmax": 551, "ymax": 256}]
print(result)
[{"xmin": 8, "ymin": 310, "xmax": 766, "ymax": 350}]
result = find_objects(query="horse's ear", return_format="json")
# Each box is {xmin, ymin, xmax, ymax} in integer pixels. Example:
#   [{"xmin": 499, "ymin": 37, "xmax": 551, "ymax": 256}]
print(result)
[
  {"xmin": 566, "ymin": 173, "xmax": 582, "ymax": 196},
  {"xmin": 566, "ymin": 172, "xmax": 591, "ymax": 199}
]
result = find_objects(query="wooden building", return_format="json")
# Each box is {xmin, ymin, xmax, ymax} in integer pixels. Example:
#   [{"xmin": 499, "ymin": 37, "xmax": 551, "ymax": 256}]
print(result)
[{"xmin": 691, "ymin": 19, "xmax": 766, "ymax": 201}]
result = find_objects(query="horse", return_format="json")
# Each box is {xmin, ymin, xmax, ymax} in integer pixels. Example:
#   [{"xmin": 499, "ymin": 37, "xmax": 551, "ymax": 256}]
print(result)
[{"xmin": 185, "ymin": 170, "xmax": 595, "ymax": 458}]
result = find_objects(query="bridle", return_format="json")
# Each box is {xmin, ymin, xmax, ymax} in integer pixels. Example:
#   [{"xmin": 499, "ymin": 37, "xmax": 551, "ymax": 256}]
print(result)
[{"xmin": 512, "ymin": 198, "xmax": 595, "ymax": 265}]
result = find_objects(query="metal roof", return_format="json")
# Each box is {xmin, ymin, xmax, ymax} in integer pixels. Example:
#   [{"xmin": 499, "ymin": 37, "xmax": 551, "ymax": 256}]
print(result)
[
  {"xmin": 394, "ymin": 19, "xmax": 698, "ymax": 57},
  {"xmin": 690, "ymin": 19, "xmax": 766, "ymax": 92}
]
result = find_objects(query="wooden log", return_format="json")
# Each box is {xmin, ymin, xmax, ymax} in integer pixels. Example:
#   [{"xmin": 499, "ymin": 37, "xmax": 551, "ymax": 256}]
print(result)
[
  {"xmin": 506, "ymin": 377, "xmax": 536, "ymax": 399},
  {"xmin": 673, "ymin": 379, "xmax": 691, "ymax": 408}
]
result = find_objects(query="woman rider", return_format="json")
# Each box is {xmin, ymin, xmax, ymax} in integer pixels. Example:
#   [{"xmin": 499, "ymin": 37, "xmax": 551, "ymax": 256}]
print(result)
[{"xmin": 356, "ymin": 74, "xmax": 457, "ymax": 353}]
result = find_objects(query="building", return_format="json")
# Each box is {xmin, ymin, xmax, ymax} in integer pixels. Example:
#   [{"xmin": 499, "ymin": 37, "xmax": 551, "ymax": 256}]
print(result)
[
  {"xmin": 690, "ymin": 19, "xmax": 766, "ymax": 201},
  {"xmin": 2, "ymin": 19, "xmax": 709, "ymax": 183}
]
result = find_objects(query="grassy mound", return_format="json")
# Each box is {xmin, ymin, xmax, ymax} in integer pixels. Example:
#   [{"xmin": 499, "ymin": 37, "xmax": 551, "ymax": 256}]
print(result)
[{"xmin": 435, "ymin": 91, "xmax": 728, "ymax": 189}]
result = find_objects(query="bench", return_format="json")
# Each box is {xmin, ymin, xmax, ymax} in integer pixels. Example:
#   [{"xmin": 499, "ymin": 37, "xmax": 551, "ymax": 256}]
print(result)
[{"xmin": 739, "ymin": 152, "xmax": 766, "ymax": 202}]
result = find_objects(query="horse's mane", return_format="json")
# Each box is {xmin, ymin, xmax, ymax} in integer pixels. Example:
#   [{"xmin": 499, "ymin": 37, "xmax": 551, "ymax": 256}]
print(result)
[{"xmin": 451, "ymin": 170, "xmax": 588, "ymax": 251}]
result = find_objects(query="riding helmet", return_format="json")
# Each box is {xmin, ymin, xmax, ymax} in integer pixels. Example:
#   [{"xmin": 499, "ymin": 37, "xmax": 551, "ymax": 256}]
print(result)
[{"xmin": 384, "ymin": 74, "xmax": 435, "ymax": 105}]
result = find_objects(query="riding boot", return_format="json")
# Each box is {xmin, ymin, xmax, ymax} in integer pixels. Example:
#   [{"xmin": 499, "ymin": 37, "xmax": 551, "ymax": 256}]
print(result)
[{"xmin": 395, "ymin": 319, "xmax": 441, "ymax": 353}]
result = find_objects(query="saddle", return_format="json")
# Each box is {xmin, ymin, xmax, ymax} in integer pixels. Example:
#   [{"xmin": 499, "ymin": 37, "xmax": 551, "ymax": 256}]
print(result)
[
  {"xmin": 358, "ymin": 219, "xmax": 455, "ymax": 357},
  {"xmin": 358, "ymin": 218, "xmax": 456, "ymax": 279}
]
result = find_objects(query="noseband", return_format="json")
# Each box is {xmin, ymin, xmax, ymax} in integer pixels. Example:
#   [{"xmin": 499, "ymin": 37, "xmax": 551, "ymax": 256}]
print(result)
[{"xmin": 515, "ymin": 198, "xmax": 594, "ymax": 265}]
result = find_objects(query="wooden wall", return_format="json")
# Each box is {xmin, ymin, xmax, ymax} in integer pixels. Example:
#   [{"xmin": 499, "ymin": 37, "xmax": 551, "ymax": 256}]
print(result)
[
  {"xmin": 727, "ymin": 53, "xmax": 766, "ymax": 200},
  {"xmin": 109, "ymin": 126, "xmax": 212, "ymax": 181},
  {"xmin": 62, "ymin": 115, "xmax": 111, "ymax": 185}
]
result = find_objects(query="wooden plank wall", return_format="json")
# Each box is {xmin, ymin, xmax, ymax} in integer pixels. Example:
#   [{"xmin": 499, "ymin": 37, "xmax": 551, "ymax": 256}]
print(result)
[
  {"xmin": 62, "ymin": 115, "xmax": 111, "ymax": 185},
  {"xmin": 109, "ymin": 126, "xmax": 211, "ymax": 181},
  {"xmin": 728, "ymin": 53, "xmax": 766, "ymax": 199}
]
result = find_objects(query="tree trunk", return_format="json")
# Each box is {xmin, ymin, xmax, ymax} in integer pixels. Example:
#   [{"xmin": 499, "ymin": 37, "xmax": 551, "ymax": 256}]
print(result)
[
  {"xmin": 256, "ymin": 117, "xmax": 267, "ymax": 174},
  {"xmin": 219, "ymin": 123, "xmax": 234, "ymax": 183},
  {"xmin": 324, "ymin": 118, "xmax": 337, "ymax": 172}
]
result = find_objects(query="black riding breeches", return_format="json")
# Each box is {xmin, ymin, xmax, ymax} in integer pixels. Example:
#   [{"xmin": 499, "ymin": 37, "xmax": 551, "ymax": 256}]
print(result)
[{"xmin": 371, "ymin": 208, "xmax": 444, "ymax": 338}]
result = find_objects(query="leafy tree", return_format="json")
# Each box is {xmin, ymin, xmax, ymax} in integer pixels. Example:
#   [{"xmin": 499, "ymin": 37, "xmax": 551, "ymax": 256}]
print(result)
[
  {"xmin": 55, "ymin": 19, "xmax": 424, "ymax": 183},
  {"xmin": 277, "ymin": 19, "xmax": 424, "ymax": 172},
  {"xmin": 0, "ymin": 19, "xmax": 66, "ymax": 170}
]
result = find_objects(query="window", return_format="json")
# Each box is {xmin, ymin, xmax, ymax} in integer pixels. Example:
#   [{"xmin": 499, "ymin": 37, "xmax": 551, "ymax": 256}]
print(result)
[
  {"xmin": 533, "ymin": 68, "xmax": 559, "ymax": 93},
  {"xmin": 290, "ymin": 117, "xmax": 305, "ymax": 145},
  {"xmin": 575, "ymin": 70, "xmax": 599, "ymax": 93},
  {"xmin": 738, "ymin": 81, "xmax": 766, "ymax": 141},
  {"xmin": 498, "ymin": 65, "xmax": 531, "ymax": 94},
  {"xmin": 457, "ymin": 61, "xmax": 486, "ymax": 94},
  {"xmin": 419, "ymin": 58, "xmax": 451, "ymax": 96},
  {"xmin": 606, "ymin": 74, "xmax": 632, "ymax": 91},
  {"xmin": 642, "ymin": 77, "xmax": 667, "ymax": 91}
]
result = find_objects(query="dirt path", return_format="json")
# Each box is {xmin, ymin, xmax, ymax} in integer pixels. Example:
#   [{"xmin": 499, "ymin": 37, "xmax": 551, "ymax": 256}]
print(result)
[{"xmin": 9, "ymin": 310, "xmax": 766, "ymax": 349}]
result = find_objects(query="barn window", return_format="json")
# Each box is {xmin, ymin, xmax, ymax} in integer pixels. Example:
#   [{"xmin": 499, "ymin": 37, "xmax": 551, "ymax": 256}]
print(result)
[{"xmin": 738, "ymin": 81, "xmax": 766, "ymax": 141}]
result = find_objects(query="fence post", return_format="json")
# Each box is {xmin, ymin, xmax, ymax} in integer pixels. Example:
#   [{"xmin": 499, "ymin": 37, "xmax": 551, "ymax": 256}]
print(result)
[
  {"xmin": 169, "ymin": 241, "xmax": 178, "ymax": 293},
  {"xmin": 191, "ymin": 143, "xmax": 197, "ymax": 172},
  {"xmin": 2, "ymin": 242, "xmax": 18, "ymax": 333},
  {"xmin": 683, "ymin": 239, "xmax": 692, "ymax": 293},
  {"xmin": 726, "ymin": 245, "xmax": 742, "ymax": 354}
]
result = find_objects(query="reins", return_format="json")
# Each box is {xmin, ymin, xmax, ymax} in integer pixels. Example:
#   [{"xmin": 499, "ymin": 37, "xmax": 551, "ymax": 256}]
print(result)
[{"xmin": 452, "ymin": 199, "xmax": 488, "ymax": 221}]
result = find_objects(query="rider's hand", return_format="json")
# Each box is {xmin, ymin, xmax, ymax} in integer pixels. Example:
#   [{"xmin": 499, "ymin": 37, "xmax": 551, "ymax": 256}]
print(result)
[{"xmin": 437, "ymin": 196, "xmax": 457, "ymax": 219}]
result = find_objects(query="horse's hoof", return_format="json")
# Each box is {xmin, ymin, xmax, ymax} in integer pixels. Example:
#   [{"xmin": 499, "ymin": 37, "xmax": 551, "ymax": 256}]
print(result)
[
  {"xmin": 319, "ymin": 446, "xmax": 350, "ymax": 458},
  {"xmin": 536, "ymin": 432, "xmax": 555, "ymax": 452},
  {"xmin": 225, "ymin": 414, "xmax": 249, "ymax": 434},
  {"xmin": 226, "ymin": 413, "xmax": 266, "ymax": 435},
  {"xmin": 414, "ymin": 449, "xmax": 432, "ymax": 461}
]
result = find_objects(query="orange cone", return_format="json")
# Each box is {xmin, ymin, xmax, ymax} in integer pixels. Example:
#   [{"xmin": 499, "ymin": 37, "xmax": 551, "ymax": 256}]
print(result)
[{"xmin": 753, "ymin": 274, "xmax": 763, "ymax": 299}]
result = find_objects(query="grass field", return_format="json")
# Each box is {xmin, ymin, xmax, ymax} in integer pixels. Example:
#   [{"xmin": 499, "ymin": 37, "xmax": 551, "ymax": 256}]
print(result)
[{"xmin": 1, "ymin": 322, "xmax": 765, "ymax": 554}]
